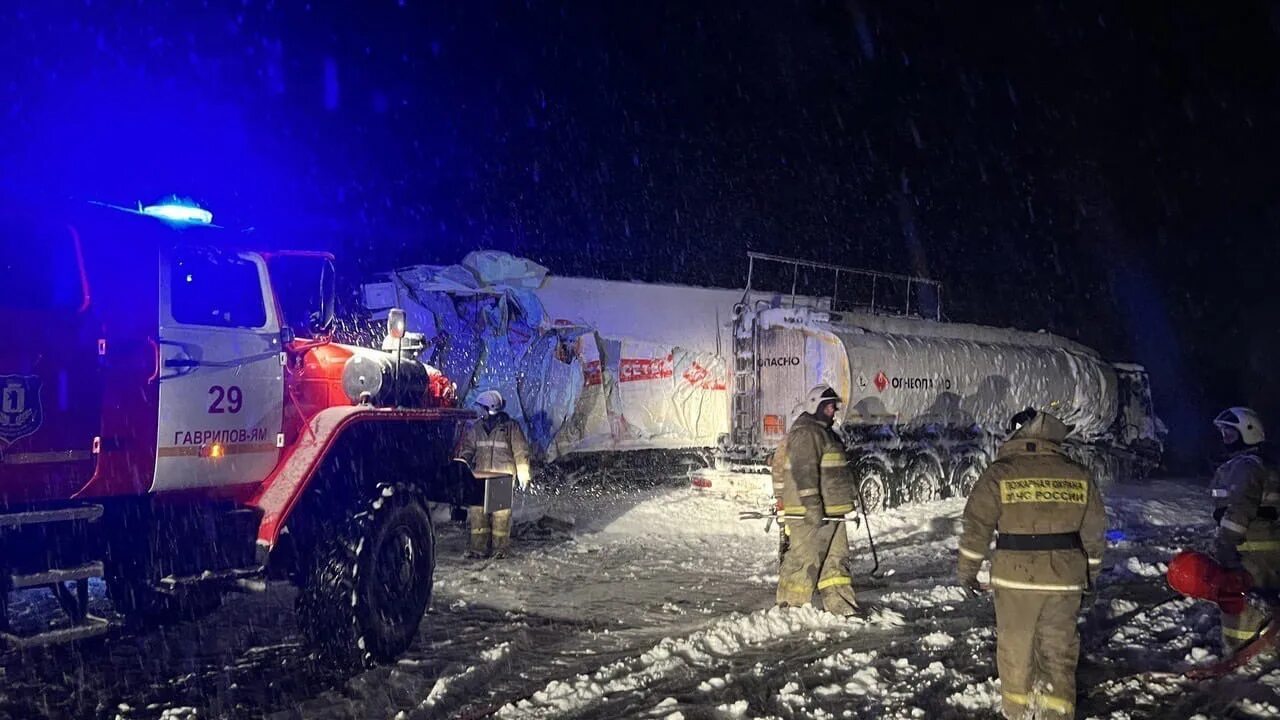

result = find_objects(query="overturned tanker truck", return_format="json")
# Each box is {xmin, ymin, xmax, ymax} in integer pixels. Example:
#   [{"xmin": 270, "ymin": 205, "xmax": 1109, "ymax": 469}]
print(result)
[{"xmin": 694, "ymin": 253, "xmax": 1164, "ymax": 510}]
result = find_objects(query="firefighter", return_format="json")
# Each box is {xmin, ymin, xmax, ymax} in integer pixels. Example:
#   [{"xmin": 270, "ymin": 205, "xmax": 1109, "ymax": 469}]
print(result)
[
  {"xmin": 776, "ymin": 385, "xmax": 859, "ymax": 616},
  {"xmin": 1211, "ymin": 406, "xmax": 1280, "ymax": 652},
  {"xmin": 958, "ymin": 408, "xmax": 1106, "ymax": 720},
  {"xmin": 457, "ymin": 390, "xmax": 532, "ymax": 559}
]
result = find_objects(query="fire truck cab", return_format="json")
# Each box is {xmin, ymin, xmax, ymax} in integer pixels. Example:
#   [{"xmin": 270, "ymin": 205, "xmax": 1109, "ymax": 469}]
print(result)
[{"xmin": 0, "ymin": 198, "xmax": 479, "ymax": 667}]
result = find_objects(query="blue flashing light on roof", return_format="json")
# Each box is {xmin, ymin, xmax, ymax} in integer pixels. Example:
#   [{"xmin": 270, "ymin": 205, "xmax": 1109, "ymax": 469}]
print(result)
[{"xmin": 140, "ymin": 197, "xmax": 213, "ymax": 225}]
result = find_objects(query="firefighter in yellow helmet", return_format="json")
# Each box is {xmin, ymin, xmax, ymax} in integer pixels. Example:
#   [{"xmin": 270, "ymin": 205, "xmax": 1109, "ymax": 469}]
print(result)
[
  {"xmin": 1210, "ymin": 406, "xmax": 1280, "ymax": 653},
  {"xmin": 457, "ymin": 390, "xmax": 531, "ymax": 559},
  {"xmin": 958, "ymin": 408, "xmax": 1106, "ymax": 720},
  {"xmin": 776, "ymin": 385, "xmax": 859, "ymax": 616}
]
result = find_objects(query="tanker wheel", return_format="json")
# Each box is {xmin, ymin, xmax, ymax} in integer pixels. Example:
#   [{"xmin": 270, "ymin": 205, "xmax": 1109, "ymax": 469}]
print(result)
[
  {"xmin": 948, "ymin": 455, "xmax": 986, "ymax": 498},
  {"xmin": 855, "ymin": 461, "xmax": 891, "ymax": 513},
  {"xmin": 902, "ymin": 455, "xmax": 944, "ymax": 505},
  {"xmin": 298, "ymin": 483, "xmax": 435, "ymax": 669}
]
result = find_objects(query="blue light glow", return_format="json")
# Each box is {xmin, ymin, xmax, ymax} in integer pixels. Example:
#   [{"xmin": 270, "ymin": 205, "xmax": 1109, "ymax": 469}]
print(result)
[
  {"xmin": 1106, "ymin": 529, "xmax": 1127, "ymax": 542},
  {"xmin": 141, "ymin": 202, "xmax": 213, "ymax": 225}
]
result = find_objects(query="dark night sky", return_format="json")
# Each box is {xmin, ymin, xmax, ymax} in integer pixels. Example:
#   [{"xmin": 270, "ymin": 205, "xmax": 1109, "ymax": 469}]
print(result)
[{"xmin": 3, "ymin": 1, "xmax": 1279, "ymax": 468}]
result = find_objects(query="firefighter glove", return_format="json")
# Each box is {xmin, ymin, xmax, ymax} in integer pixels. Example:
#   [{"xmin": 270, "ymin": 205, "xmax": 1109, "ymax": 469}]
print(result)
[{"xmin": 958, "ymin": 574, "xmax": 983, "ymax": 598}]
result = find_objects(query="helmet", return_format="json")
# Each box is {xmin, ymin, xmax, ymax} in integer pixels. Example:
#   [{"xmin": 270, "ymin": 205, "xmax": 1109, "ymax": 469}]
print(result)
[
  {"xmin": 1214, "ymin": 407, "xmax": 1265, "ymax": 446},
  {"xmin": 1008, "ymin": 407, "xmax": 1038, "ymax": 434},
  {"xmin": 475, "ymin": 389, "xmax": 505, "ymax": 413},
  {"xmin": 1007, "ymin": 407, "xmax": 1075, "ymax": 440},
  {"xmin": 804, "ymin": 384, "xmax": 842, "ymax": 416}
]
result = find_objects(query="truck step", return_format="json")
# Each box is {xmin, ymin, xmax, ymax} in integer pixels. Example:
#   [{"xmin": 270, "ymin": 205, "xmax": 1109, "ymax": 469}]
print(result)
[
  {"xmin": 0, "ymin": 505, "xmax": 104, "ymax": 529},
  {"xmin": 158, "ymin": 566, "xmax": 262, "ymax": 590},
  {"xmin": 10, "ymin": 562, "xmax": 104, "ymax": 590},
  {"xmin": 0, "ymin": 615, "xmax": 110, "ymax": 649}
]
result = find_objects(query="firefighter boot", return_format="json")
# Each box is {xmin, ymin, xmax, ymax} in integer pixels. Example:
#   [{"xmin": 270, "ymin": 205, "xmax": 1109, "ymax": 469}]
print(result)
[
  {"xmin": 491, "ymin": 509, "xmax": 513, "ymax": 559},
  {"xmin": 467, "ymin": 506, "xmax": 491, "ymax": 558}
]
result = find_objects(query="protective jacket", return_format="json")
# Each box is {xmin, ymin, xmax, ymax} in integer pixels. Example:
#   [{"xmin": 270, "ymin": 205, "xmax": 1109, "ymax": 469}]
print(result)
[
  {"xmin": 780, "ymin": 413, "xmax": 856, "ymax": 519},
  {"xmin": 1213, "ymin": 448, "xmax": 1280, "ymax": 565},
  {"xmin": 458, "ymin": 412, "xmax": 531, "ymax": 486},
  {"xmin": 958, "ymin": 414, "xmax": 1106, "ymax": 592}
]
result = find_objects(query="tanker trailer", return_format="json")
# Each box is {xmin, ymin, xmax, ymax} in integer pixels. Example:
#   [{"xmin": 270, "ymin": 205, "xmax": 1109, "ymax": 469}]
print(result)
[{"xmin": 703, "ymin": 300, "xmax": 1163, "ymax": 510}]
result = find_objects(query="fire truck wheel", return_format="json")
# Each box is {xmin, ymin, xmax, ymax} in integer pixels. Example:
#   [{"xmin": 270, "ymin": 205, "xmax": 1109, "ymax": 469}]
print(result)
[{"xmin": 298, "ymin": 483, "xmax": 435, "ymax": 669}]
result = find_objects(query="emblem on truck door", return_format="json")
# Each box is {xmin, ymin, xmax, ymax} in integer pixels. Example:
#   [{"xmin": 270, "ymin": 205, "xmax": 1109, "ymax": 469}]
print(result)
[{"xmin": 0, "ymin": 375, "xmax": 43, "ymax": 446}]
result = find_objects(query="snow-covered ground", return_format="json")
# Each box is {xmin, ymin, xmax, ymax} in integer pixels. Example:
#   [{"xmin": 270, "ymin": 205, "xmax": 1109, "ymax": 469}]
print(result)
[{"xmin": 0, "ymin": 477, "xmax": 1276, "ymax": 719}]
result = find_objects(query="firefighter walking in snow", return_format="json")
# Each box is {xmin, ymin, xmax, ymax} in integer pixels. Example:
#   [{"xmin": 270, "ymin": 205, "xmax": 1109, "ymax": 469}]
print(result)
[
  {"xmin": 776, "ymin": 385, "xmax": 860, "ymax": 616},
  {"xmin": 457, "ymin": 390, "xmax": 532, "ymax": 559},
  {"xmin": 958, "ymin": 409, "xmax": 1106, "ymax": 720},
  {"xmin": 1210, "ymin": 407, "xmax": 1280, "ymax": 652}
]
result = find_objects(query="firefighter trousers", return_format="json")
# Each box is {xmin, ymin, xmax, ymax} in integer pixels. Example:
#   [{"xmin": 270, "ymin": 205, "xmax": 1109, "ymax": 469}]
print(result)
[
  {"xmin": 776, "ymin": 519, "xmax": 857, "ymax": 615},
  {"xmin": 1222, "ymin": 554, "xmax": 1280, "ymax": 652},
  {"xmin": 468, "ymin": 506, "xmax": 512, "ymax": 556},
  {"xmin": 994, "ymin": 589, "xmax": 1081, "ymax": 720}
]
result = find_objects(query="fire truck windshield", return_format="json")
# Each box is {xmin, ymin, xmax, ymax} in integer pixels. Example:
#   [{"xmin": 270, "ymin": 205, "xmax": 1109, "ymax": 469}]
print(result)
[
  {"xmin": 268, "ymin": 254, "xmax": 335, "ymax": 339},
  {"xmin": 0, "ymin": 220, "xmax": 85, "ymax": 311}
]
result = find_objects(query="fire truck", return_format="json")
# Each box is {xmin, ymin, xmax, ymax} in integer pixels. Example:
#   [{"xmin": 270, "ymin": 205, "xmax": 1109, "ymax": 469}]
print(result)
[{"xmin": 0, "ymin": 197, "xmax": 484, "ymax": 668}]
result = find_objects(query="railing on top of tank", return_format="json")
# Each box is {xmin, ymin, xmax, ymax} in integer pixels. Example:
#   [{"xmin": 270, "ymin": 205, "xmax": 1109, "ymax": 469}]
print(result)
[{"xmin": 743, "ymin": 252, "xmax": 943, "ymax": 321}]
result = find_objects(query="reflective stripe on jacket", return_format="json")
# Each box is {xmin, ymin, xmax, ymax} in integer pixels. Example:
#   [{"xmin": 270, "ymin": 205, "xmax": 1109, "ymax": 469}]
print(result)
[
  {"xmin": 958, "ymin": 414, "xmax": 1106, "ymax": 593},
  {"xmin": 457, "ymin": 412, "xmax": 531, "ymax": 484},
  {"xmin": 781, "ymin": 413, "xmax": 856, "ymax": 518},
  {"xmin": 1213, "ymin": 451, "xmax": 1280, "ymax": 559}
]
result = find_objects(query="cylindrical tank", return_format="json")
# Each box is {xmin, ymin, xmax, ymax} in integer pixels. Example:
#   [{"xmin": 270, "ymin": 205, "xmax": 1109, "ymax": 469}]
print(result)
[
  {"xmin": 834, "ymin": 328, "xmax": 1118, "ymax": 440},
  {"xmin": 753, "ymin": 309, "xmax": 1120, "ymax": 443},
  {"xmin": 342, "ymin": 347, "xmax": 430, "ymax": 407}
]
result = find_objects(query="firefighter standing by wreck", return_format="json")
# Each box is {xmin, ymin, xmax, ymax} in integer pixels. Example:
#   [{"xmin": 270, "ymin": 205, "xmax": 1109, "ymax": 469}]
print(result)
[
  {"xmin": 457, "ymin": 390, "xmax": 532, "ymax": 559},
  {"xmin": 1210, "ymin": 407, "xmax": 1280, "ymax": 652},
  {"xmin": 958, "ymin": 408, "xmax": 1106, "ymax": 720},
  {"xmin": 775, "ymin": 385, "xmax": 860, "ymax": 616}
]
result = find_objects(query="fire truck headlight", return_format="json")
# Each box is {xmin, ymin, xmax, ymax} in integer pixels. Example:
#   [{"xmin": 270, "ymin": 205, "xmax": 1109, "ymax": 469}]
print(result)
[{"xmin": 387, "ymin": 308, "xmax": 407, "ymax": 340}]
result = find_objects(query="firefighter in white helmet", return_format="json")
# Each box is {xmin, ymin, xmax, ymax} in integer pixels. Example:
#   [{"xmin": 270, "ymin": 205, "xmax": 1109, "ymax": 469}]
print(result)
[
  {"xmin": 1211, "ymin": 407, "xmax": 1280, "ymax": 652},
  {"xmin": 776, "ymin": 385, "xmax": 859, "ymax": 615},
  {"xmin": 457, "ymin": 390, "xmax": 531, "ymax": 559}
]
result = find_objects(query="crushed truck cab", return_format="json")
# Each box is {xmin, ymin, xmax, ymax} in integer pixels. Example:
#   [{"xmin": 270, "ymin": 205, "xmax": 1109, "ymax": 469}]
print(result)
[{"xmin": 0, "ymin": 198, "xmax": 482, "ymax": 666}]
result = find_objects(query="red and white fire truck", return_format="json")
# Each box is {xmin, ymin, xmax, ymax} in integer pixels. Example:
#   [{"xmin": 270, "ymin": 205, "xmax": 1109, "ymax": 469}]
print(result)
[{"xmin": 0, "ymin": 197, "xmax": 483, "ymax": 667}]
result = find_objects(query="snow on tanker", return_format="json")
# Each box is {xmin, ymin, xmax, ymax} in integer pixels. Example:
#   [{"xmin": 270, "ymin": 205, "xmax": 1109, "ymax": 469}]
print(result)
[
  {"xmin": 365, "ymin": 252, "xmax": 1161, "ymax": 507},
  {"xmin": 700, "ymin": 253, "xmax": 1164, "ymax": 508}
]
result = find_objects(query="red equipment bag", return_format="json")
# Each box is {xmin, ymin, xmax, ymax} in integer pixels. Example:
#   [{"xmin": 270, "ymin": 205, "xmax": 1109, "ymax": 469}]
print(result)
[{"xmin": 1167, "ymin": 550, "xmax": 1254, "ymax": 615}]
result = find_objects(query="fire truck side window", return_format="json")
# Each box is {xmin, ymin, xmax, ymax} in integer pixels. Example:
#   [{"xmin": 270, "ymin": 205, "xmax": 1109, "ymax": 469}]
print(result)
[
  {"xmin": 171, "ymin": 249, "xmax": 267, "ymax": 328},
  {"xmin": 0, "ymin": 221, "xmax": 84, "ymax": 310}
]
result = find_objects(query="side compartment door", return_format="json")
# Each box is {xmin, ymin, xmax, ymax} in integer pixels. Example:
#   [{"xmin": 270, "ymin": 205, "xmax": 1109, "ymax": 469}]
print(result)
[{"xmin": 153, "ymin": 246, "xmax": 284, "ymax": 492}]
